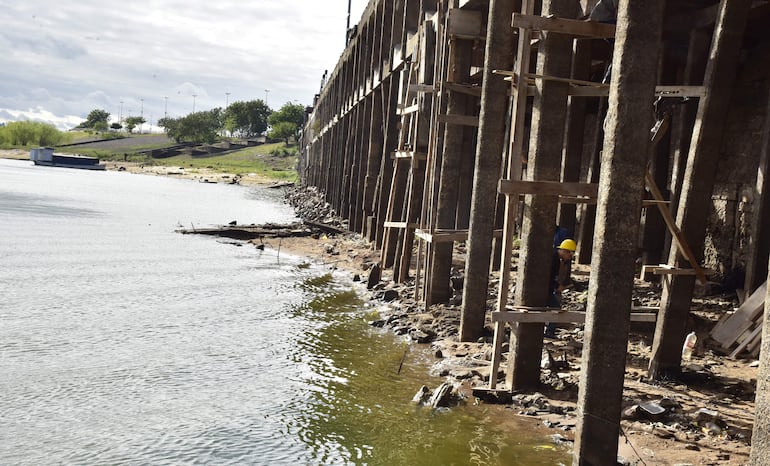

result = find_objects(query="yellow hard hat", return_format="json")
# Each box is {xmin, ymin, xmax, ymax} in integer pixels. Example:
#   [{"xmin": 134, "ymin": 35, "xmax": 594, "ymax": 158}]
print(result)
[{"xmin": 558, "ymin": 239, "xmax": 577, "ymax": 252}]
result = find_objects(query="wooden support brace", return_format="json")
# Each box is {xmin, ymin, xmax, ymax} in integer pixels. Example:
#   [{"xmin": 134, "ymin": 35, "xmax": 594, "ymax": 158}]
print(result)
[
  {"xmin": 383, "ymin": 221, "xmax": 418, "ymax": 229},
  {"xmin": 498, "ymin": 179, "xmax": 599, "ymax": 197},
  {"xmin": 415, "ymin": 228, "xmax": 504, "ymax": 243},
  {"xmin": 512, "ymin": 13, "xmax": 617, "ymax": 38},
  {"xmin": 443, "ymin": 82, "xmax": 483, "ymax": 97},
  {"xmin": 492, "ymin": 310, "xmax": 658, "ymax": 324},
  {"xmin": 397, "ymin": 103, "xmax": 419, "ymax": 115},
  {"xmin": 640, "ymin": 264, "xmax": 715, "ymax": 277},
  {"xmin": 408, "ymin": 84, "xmax": 435, "ymax": 93},
  {"xmin": 392, "ymin": 150, "xmax": 428, "ymax": 160},
  {"xmin": 644, "ymin": 171, "xmax": 709, "ymax": 284}
]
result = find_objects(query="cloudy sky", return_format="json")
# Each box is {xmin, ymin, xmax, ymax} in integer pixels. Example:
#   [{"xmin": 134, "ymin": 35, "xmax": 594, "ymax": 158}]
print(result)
[{"xmin": 0, "ymin": 0, "xmax": 367, "ymax": 130}]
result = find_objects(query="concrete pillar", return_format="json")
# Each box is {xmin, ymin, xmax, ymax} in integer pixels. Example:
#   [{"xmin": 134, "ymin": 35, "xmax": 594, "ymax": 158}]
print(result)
[
  {"xmin": 649, "ymin": 0, "xmax": 750, "ymax": 380},
  {"xmin": 744, "ymin": 94, "xmax": 770, "ymax": 294},
  {"xmin": 430, "ymin": 39, "xmax": 473, "ymax": 304},
  {"xmin": 507, "ymin": 0, "xmax": 577, "ymax": 390},
  {"xmin": 573, "ymin": 1, "xmax": 664, "ymax": 464},
  {"xmin": 558, "ymin": 39, "xmax": 591, "ymax": 234},
  {"xmin": 459, "ymin": 0, "xmax": 518, "ymax": 341},
  {"xmin": 375, "ymin": 75, "xmax": 401, "ymax": 249},
  {"xmin": 364, "ymin": 89, "xmax": 385, "ymax": 240},
  {"xmin": 750, "ymin": 258, "xmax": 770, "ymax": 464}
]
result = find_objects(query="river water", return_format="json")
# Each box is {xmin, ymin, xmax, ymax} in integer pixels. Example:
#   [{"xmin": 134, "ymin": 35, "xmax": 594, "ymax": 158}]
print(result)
[{"xmin": 0, "ymin": 158, "xmax": 569, "ymax": 465}]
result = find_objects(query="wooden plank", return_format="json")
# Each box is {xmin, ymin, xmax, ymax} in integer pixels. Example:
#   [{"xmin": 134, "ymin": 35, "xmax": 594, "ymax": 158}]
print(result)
[
  {"xmin": 415, "ymin": 228, "xmax": 504, "ymax": 243},
  {"xmin": 499, "ymin": 179, "xmax": 599, "ymax": 197},
  {"xmin": 438, "ymin": 114, "xmax": 480, "ymax": 127},
  {"xmin": 512, "ymin": 13, "xmax": 616, "ymax": 38},
  {"xmin": 492, "ymin": 310, "xmax": 657, "ymax": 324},
  {"xmin": 710, "ymin": 281, "xmax": 767, "ymax": 347},
  {"xmin": 558, "ymin": 195, "xmax": 596, "ymax": 204},
  {"xmin": 392, "ymin": 150, "xmax": 427, "ymax": 160},
  {"xmin": 443, "ymin": 82, "xmax": 483, "ymax": 97},
  {"xmin": 408, "ymin": 84, "xmax": 435, "ymax": 93},
  {"xmin": 397, "ymin": 103, "xmax": 419, "ymax": 115},
  {"xmin": 729, "ymin": 325, "xmax": 763, "ymax": 358},
  {"xmin": 383, "ymin": 221, "xmax": 417, "ymax": 229},
  {"xmin": 641, "ymin": 265, "xmax": 715, "ymax": 276}
]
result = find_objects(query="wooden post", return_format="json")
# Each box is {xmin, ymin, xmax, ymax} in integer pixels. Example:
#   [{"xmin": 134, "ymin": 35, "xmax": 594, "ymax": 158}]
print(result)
[
  {"xmin": 573, "ymin": 1, "xmax": 664, "ymax": 463},
  {"xmin": 459, "ymin": 0, "xmax": 517, "ymax": 341},
  {"xmin": 648, "ymin": 0, "xmax": 750, "ymax": 380}
]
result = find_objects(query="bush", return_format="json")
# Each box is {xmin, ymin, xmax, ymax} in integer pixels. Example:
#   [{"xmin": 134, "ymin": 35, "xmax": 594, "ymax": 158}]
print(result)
[{"xmin": 0, "ymin": 121, "xmax": 70, "ymax": 147}]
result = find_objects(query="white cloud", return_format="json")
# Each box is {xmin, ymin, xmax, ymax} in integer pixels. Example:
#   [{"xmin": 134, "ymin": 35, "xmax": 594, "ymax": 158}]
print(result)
[{"xmin": 0, "ymin": 0, "xmax": 368, "ymax": 130}]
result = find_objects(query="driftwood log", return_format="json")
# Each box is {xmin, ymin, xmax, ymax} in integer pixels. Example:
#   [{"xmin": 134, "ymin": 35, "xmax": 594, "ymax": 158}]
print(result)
[{"xmin": 176, "ymin": 222, "xmax": 315, "ymax": 240}]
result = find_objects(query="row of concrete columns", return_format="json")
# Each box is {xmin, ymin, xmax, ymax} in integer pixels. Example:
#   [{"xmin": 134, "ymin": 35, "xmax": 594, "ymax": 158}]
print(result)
[{"xmin": 300, "ymin": 0, "xmax": 770, "ymax": 463}]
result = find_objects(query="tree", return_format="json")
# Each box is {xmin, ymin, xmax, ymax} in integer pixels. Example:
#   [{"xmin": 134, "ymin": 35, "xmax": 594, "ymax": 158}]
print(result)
[
  {"xmin": 124, "ymin": 116, "xmax": 146, "ymax": 134},
  {"xmin": 158, "ymin": 109, "xmax": 223, "ymax": 144},
  {"xmin": 79, "ymin": 109, "xmax": 110, "ymax": 129},
  {"xmin": 223, "ymin": 100, "xmax": 270, "ymax": 138},
  {"xmin": 0, "ymin": 121, "xmax": 69, "ymax": 146},
  {"xmin": 268, "ymin": 102, "xmax": 305, "ymax": 143},
  {"xmin": 268, "ymin": 121, "xmax": 297, "ymax": 144}
]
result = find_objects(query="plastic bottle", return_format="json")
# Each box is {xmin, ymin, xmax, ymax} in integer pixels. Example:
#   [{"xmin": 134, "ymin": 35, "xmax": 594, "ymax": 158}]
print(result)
[{"xmin": 682, "ymin": 331, "xmax": 697, "ymax": 361}]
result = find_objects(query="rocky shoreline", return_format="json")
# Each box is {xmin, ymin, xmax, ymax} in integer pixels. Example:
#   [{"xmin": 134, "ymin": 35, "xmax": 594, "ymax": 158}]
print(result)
[{"xmin": 281, "ymin": 185, "xmax": 756, "ymax": 466}]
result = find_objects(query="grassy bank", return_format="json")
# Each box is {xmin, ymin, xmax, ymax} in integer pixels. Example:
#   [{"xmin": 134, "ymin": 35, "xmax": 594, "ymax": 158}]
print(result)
[{"xmin": 4, "ymin": 134, "xmax": 299, "ymax": 182}]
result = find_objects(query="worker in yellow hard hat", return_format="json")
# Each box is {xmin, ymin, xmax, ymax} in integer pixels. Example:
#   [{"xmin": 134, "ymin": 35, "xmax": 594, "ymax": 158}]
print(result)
[{"xmin": 545, "ymin": 238, "xmax": 577, "ymax": 338}]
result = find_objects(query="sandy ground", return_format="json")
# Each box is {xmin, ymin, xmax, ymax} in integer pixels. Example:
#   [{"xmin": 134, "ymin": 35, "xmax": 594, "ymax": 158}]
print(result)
[{"xmin": 101, "ymin": 161, "xmax": 288, "ymax": 187}]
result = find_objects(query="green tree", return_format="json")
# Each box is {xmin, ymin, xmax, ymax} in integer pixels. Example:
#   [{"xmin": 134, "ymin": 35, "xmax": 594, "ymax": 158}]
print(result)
[
  {"xmin": 0, "ymin": 121, "xmax": 69, "ymax": 147},
  {"xmin": 124, "ymin": 116, "xmax": 146, "ymax": 134},
  {"xmin": 223, "ymin": 100, "xmax": 270, "ymax": 138},
  {"xmin": 93, "ymin": 121, "xmax": 109, "ymax": 133},
  {"xmin": 79, "ymin": 109, "xmax": 111, "ymax": 129},
  {"xmin": 268, "ymin": 121, "xmax": 297, "ymax": 145},
  {"xmin": 268, "ymin": 102, "xmax": 305, "ymax": 143},
  {"xmin": 158, "ymin": 109, "xmax": 223, "ymax": 144}
]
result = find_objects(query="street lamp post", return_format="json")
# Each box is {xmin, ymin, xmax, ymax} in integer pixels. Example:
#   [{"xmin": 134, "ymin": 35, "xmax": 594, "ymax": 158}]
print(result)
[
  {"xmin": 264, "ymin": 89, "xmax": 270, "ymax": 106},
  {"xmin": 225, "ymin": 92, "xmax": 231, "ymax": 107},
  {"xmin": 164, "ymin": 96, "xmax": 168, "ymax": 119},
  {"xmin": 140, "ymin": 98, "xmax": 144, "ymax": 134},
  {"xmin": 192, "ymin": 94, "xmax": 197, "ymax": 113}
]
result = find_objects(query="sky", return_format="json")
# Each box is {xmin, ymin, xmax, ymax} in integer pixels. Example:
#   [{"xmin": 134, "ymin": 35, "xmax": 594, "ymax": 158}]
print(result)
[{"xmin": 0, "ymin": 0, "xmax": 368, "ymax": 131}]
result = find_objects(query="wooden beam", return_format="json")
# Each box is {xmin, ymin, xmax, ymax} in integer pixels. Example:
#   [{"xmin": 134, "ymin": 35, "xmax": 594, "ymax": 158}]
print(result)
[
  {"xmin": 397, "ymin": 103, "xmax": 419, "ymax": 115},
  {"xmin": 513, "ymin": 13, "xmax": 617, "ymax": 38},
  {"xmin": 443, "ymin": 82, "xmax": 483, "ymax": 97},
  {"xmin": 416, "ymin": 228, "xmax": 504, "ymax": 243},
  {"xmin": 492, "ymin": 310, "xmax": 657, "ymax": 323},
  {"xmin": 392, "ymin": 150, "xmax": 427, "ymax": 160},
  {"xmin": 383, "ymin": 221, "xmax": 417, "ymax": 229},
  {"xmin": 499, "ymin": 179, "xmax": 599, "ymax": 197},
  {"xmin": 408, "ymin": 84, "xmax": 435, "ymax": 93}
]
